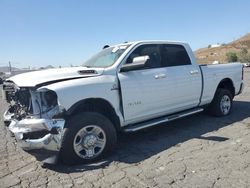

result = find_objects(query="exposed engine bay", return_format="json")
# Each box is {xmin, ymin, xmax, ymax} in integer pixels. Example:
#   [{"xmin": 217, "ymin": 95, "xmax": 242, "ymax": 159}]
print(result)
[{"xmin": 3, "ymin": 81, "xmax": 62, "ymax": 121}]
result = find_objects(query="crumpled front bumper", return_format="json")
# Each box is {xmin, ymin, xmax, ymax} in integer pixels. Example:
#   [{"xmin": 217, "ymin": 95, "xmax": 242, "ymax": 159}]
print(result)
[{"xmin": 3, "ymin": 109, "xmax": 65, "ymax": 164}]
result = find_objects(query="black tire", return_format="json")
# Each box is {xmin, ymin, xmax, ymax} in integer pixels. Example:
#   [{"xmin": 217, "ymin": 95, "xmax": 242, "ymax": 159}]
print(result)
[
  {"xmin": 60, "ymin": 112, "xmax": 117, "ymax": 165},
  {"xmin": 208, "ymin": 88, "xmax": 233, "ymax": 117}
]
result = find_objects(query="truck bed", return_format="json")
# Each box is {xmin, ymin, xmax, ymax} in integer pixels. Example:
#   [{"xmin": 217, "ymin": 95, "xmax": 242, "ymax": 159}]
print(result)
[{"xmin": 199, "ymin": 63, "xmax": 243, "ymax": 106}]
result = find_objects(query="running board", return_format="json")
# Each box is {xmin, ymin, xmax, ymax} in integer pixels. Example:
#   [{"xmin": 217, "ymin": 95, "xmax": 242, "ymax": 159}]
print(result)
[{"xmin": 123, "ymin": 108, "xmax": 204, "ymax": 132}]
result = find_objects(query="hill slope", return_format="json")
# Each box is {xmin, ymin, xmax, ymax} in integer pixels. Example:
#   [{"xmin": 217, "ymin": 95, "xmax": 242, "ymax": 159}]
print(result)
[{"xmin": 195, "ymin": 33, "xmax": 250, "ymax": 64}]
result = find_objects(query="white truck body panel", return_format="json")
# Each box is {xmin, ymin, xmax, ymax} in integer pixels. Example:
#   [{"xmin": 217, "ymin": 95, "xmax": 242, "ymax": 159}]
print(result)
[
  {"xmin": 7, "ymin": 66, "xmax": 104, "ymax": 87},
  {"xmin": 5, "ymin": 41, "xmax": 243, "ymax": 127},
  {"xmin": 117, "ymin": 42, "xmax": 203, "ymax": 124},
  {"xmin": 41, "ymin": 75, "xmax": 125, "ymax": 126},
  {"xmin": 118, "ymin": 64, "xmax": 202, "ymax": 124},
  {"xmin": 200, "ymin": 63, "xmax": 243, "ymax": 105}
]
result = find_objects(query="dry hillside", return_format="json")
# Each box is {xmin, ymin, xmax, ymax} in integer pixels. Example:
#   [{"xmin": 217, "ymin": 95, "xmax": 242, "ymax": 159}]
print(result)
[{"xmin": 195, "ymin": 33, "xmax": 250, "ymax": 64}]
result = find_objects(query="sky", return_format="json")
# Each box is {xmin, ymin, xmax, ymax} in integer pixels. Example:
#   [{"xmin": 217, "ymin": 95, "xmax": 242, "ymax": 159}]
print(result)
[{"xmin": 0, "ymin": 0, "xmax": 250, "ymax": 68}]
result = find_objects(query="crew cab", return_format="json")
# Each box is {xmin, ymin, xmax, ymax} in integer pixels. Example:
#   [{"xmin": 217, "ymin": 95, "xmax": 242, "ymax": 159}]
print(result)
[{"xmin": 2, "ymin": 41, "xmax": 244, "ymax": 164}]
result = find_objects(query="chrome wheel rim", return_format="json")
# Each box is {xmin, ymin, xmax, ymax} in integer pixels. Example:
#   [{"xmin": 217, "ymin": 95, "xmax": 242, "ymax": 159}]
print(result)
[
  {"xmin": 73, "ymin": 125, "xmax": 106, "ymax": 159},
  {"xmin": 220, "ymin": 95, "xmax": 231, "ymax": 115}
]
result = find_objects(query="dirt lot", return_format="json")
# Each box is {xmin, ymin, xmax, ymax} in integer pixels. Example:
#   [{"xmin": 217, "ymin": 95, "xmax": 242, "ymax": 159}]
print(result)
[{"xmin": 0, "ymin": 69, "xmax": 250, "ymax": 188}]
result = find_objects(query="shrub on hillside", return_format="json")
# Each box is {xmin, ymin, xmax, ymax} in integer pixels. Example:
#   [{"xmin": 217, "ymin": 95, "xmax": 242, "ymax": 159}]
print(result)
[
  {"xmin": 238, "ymin": 48, "xmax": 250, "ymax": 63},
  {"xmin": 226, "ymin": 52, "xmax": 238, "ymax": 62}
]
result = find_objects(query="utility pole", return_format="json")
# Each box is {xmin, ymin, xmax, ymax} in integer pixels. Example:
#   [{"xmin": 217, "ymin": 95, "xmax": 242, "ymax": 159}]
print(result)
[{"xmin": 9, "ymin": 61, "xmax": 12, "ymax": 73}]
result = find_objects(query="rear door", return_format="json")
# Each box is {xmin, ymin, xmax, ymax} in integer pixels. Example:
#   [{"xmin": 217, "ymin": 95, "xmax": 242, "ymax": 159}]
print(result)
[{"xmin": 160, "ymin": 44, "xmax": 202, "ymax": 110}]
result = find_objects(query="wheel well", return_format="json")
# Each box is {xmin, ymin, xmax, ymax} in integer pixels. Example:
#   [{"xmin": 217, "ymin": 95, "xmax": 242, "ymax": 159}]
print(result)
[
  {"xmin": 217, "ymin": 78, "xmax": 235, "ymax": 97},
  {"xmin": 66, "ymin": 98, "xmax": 121, "ymax": 131}
]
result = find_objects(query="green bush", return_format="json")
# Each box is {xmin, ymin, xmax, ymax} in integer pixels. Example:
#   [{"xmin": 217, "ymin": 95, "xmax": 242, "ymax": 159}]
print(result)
[
  {"xmin": 238, "ymin": 48, "xmax": 250, "ymax": 63},
  {"xmin": 226, "ymin": 52, "xmax": 238, "ymax": 62}
]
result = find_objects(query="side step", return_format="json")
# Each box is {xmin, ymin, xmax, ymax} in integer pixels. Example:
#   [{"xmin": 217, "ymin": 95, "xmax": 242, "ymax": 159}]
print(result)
[{"xmin": 123, "ymin": 108, "xmax": 204, "ymax": 132}]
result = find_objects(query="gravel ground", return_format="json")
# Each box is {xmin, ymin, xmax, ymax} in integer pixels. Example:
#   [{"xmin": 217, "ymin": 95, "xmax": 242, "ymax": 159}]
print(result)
[{"xmin": 0, "ymin": 69, "xmax": 250, "ymax": 188}]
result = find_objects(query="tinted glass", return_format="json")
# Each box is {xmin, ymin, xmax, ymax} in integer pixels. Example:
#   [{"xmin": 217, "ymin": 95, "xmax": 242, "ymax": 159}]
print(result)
[
  {"xmin": 126, "ymin": 44, "xmax": 161, "ymax": 69},
  {"xmin": 161, "ymin": 44, "xmax": 191, "ymax": 67}
]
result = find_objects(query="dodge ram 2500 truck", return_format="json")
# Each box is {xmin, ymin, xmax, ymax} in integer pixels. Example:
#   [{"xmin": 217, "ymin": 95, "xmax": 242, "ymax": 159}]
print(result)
[{"xmin": 3, "ymin": 41, "xmax": 244, "ymax": 164}]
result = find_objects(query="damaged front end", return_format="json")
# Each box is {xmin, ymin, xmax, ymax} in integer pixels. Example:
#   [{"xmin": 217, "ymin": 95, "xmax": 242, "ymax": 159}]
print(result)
[{"xmin": 3, "ymin": 81, "xmax": 65, "ymax": 164}]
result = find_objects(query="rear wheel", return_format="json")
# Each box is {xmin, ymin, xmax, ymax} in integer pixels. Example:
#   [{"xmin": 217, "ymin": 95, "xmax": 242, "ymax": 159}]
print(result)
[
  {"xmin": 208, "ymin": 88, "xmax": 233, "ymax": 117},
  {"xmin": 60, "ymin": 112, "xmax": 117, "ymax": 165}
]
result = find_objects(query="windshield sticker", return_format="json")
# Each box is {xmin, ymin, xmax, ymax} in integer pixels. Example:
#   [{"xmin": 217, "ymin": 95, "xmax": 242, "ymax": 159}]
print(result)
[{"xmin": 119, "ymin": 45, "xmax": 128, "ymax": 49}]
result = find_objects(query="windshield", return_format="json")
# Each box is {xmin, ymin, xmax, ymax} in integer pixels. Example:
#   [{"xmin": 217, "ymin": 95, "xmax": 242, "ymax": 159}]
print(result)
[{"xmin": 82, "ymin": 45, "xmax": 130, "ymax": 68}]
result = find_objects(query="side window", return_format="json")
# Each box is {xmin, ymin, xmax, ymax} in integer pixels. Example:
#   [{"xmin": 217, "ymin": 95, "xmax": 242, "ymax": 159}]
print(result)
[
  {"xmin": 161, "ymin": 44, "xmax": 191, "ymax": 67},
  {"xmin": 126, "ymin": 44, "xmax": 161, "ymax": 69}
]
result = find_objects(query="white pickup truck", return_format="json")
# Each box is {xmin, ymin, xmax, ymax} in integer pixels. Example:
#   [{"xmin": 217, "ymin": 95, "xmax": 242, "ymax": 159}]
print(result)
[{"xmin": 3, "ymin": 41, "xmax": 244, "ymax": 165}]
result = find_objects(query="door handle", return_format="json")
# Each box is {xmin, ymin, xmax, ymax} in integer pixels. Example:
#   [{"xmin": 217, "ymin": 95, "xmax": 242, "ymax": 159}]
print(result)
[
  {"xmin": 154, "ymin": 73, "xmax": 166, "ymax": 79},
  {"xmin": 190, "ymin": 70, "xmax": 199, "ymax": 75}
]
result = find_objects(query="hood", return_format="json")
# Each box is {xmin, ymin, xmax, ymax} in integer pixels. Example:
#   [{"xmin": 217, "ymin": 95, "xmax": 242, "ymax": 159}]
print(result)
[{"xmin": 6, "ymin": 67, "xmax": 104, "ymax": 87}]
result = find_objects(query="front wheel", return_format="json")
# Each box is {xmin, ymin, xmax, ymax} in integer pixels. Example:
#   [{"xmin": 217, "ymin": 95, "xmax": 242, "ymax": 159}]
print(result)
[
  {"xmin": 60, "ymin": 112, "xmax": 117, "ymax": 165},
  {"xmin": 208, "ymin": 88, "xmax": 233, "ymax": 117}
]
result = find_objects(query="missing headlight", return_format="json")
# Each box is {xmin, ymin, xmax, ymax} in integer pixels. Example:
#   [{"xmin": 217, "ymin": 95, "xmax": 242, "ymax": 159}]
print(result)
[
  {"xmin": 43, "ymin": 90, "xmax": 58, "ymax": 108},
  {"xmin": 36, "ymin": 89, "xmax": 65, "ymax": 119}
]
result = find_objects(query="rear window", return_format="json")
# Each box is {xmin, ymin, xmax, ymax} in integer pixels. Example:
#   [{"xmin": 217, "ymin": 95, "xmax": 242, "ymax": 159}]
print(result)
[{"xmin": 161, "ymin": 44, "xmax": 191, "ymax": 67}]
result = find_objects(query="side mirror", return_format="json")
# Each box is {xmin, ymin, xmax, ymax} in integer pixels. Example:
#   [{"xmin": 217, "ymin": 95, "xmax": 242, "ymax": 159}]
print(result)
[{"xmin": 120, "ymin": 55, "xmax": 149, "ymax": 72}]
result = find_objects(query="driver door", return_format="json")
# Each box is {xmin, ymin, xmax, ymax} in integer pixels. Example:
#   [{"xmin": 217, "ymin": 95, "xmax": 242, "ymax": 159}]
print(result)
[{"xmin": 118, "ymin": 44, "xmax": 171, "ymax": 124}]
